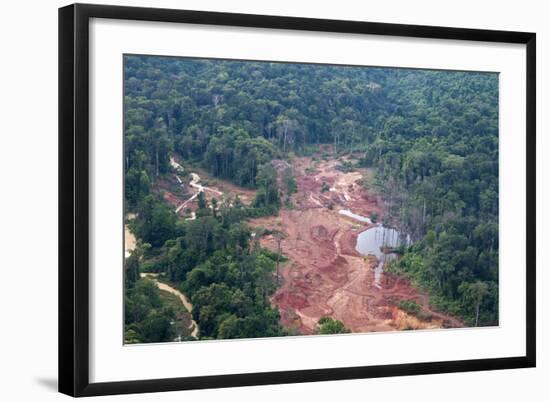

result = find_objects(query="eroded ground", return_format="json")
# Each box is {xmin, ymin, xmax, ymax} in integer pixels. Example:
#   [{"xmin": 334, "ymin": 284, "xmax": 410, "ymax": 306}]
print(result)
[
  {"xmin": 154, "ymin": 156, "xmax": 257, "ymax": 219},
  {"xmin": 251, "ymin": 155, "xmax": 463, "ymax": 334},
  {"xmin": 151, "ymin": 153, "xmax": 462, "ymax": 335}
]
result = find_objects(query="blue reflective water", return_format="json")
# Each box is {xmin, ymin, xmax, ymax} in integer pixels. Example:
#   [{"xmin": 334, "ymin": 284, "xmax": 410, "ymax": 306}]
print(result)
[{"xmin": 355, "ymin": 225, "xmax": 409, "ymax": 288}]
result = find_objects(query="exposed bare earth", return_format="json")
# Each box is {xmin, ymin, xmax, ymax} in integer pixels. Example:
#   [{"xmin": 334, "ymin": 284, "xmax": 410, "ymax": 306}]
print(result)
[
  {"xmin": 151, "ymin": 154, "xmax": 462, "ymax": 335},
  {"xmin": 250, "ymin": 156, "xmax": 463, "ymax": 334},
  {"xmin": 154, "ymin": 156, "xmax": 256, "ymax": 218},
  {"xmin": 124, "ymin": 213, "xmax": 137, "ymax": 259}
]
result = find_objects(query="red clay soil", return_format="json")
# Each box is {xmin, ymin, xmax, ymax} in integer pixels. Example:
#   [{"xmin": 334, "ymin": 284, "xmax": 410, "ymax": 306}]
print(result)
[
  {"xmin": 250, "ymin": 156, "xmax": 463, "ymax": 334},
  {"xmin": 153, "ymin": 175, "xmax": 187, "ymax": 209},
  {"xmin": 152, "ymin": 156, "xmax": 257, "ymax": 218},
  {"xmin": 181, "ymin": 162, "xmax": 257, "ymax": 206}
]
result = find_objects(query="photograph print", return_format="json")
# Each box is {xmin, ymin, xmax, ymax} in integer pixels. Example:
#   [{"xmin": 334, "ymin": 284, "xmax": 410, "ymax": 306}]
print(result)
[{"xmin": 123, "ymin": 55, "xmax": 499, "ymax": 344}]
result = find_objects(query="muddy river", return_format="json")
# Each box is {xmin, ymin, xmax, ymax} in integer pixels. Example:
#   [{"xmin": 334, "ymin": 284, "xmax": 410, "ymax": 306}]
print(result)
[{"xmin": 140, "ymin": 273, "xmax": 199, "ymax": 338}]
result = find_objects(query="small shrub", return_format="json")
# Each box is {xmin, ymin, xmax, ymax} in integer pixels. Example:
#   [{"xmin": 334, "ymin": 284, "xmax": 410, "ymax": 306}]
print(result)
[
  {"xmin": 399, "ymin": 300, "xmax": 421, "ymax": 315},
  {"xmin": 369, "ymin": 212, "xmax": 379, "ymax": 223},
  {"xmin": 317, "ymin": 317, "xmax": 351, "ymax": 334}
]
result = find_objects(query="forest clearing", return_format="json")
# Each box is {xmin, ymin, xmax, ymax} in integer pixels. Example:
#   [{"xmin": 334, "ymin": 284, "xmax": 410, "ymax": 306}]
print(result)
[
  {"xmin": 123, "ymin": 55, "xmax": 498, "ymax": 343},
  {"xmin": 249, "ymin": 155, "xmax": 463, "ymax": 333},
  {"xmin": 144, "ymin": 152, "xmax": 463, "ymax": 334}
]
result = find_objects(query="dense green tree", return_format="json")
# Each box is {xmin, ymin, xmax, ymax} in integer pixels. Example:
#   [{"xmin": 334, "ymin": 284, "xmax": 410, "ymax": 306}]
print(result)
[
  {"xmin": 316, "ymin": 317, "xmax": 351, "ymax": 334},
  {"xmin": 124, "ymin": 54, "xmax": 500, "ymax": 335},
  {"xmin": 458, "ymin": 281, "xmax": 490, "ymax": 326},
  {"xmin": 125, "ymin": 278, "xmax": 176, "ymax": 343},
  {"xmin": 133, "ymin": 194, "xmax": 177, "ymax": 247},
  {"xmin": 124, "ymin": 248, "xmax": 140, "ymax": 288},
  {"xmin": 253, "ymin": 164, "xmax": 280, "ymax": 211},
  {"xmin": 283, "ymin": 167, "xmax": 297, "ymax": 194}
]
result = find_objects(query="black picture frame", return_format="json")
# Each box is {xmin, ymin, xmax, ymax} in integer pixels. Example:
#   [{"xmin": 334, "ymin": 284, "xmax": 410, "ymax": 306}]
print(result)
[{"xmin": 59, "ymin": 3, "xmax": 536, "ymax": 397}]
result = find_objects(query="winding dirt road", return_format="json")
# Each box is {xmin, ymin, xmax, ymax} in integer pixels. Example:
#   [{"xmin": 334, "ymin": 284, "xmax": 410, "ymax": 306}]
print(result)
[
  {"xmin": 140, "ymin": 273, "xmax": 199, "ymax": 338},
  {"xmin": 171, "ymin": 157, "xmax": 223, "ymax": 215}
]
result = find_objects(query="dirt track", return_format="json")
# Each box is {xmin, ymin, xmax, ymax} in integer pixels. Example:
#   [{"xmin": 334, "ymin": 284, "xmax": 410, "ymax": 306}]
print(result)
[
  {"xmin": 124, "ymin": 213, "xmax": 137, "ymax": 259},
  {"xmin": 250, "ymin": 156, "xmax": 463, "ymax": 334},
  {"xmin": 156, "ymin": 155, "xmax": 256, "ymax": 217},
  {"xmin": 140, "ymin": 273, "xmax": 199, "ymax": 338}
]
